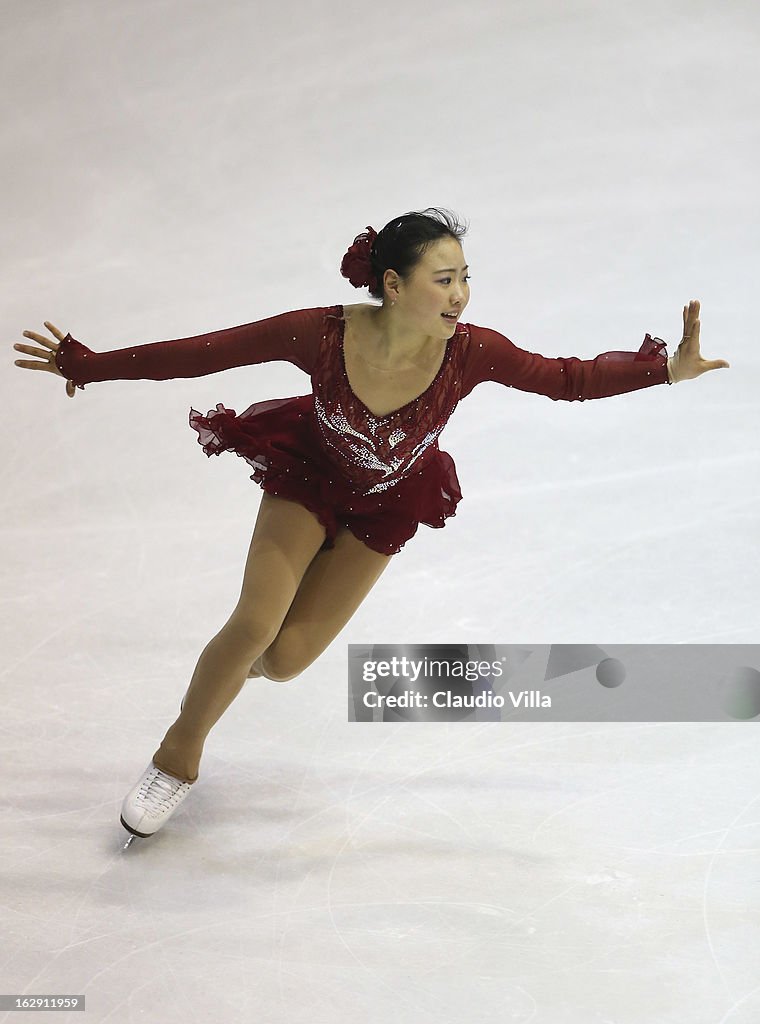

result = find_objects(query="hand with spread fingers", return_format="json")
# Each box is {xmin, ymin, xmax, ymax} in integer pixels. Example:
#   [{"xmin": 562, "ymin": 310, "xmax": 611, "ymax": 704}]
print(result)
[
  {"xmin": 668, "ymin": 300, "xmax": 730, "ymax": 383},
  {"xmin": 13, "ymin": 321, "xmax": 76, "ymax": 398}
]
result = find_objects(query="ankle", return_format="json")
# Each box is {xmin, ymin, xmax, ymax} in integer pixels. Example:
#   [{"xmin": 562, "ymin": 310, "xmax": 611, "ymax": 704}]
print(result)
[
  {"xmin": 153, "ymin": 730, "xmax": 203, "ymax": 784},
  {"xmin": 152, "ymin": 751, "xmax": 199, "ymax": 785}
]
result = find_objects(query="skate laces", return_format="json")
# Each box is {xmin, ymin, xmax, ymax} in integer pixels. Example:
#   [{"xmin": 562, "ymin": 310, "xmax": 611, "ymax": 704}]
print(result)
[{"xmin": 139, "ymin": 766, "xmax": 191, "ymax": 816}]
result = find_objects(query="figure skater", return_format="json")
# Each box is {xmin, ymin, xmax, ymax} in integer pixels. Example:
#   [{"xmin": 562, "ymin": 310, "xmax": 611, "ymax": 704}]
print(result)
[{"xmin": 13, "ymin": 208, "xmax": 729, "ymax": 844}]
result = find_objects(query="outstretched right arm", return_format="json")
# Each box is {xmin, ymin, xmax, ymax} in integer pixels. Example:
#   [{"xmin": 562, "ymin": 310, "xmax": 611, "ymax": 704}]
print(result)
[{"xmin": 22, "ymin": 306, "xmax": 328, "ymax": 392}]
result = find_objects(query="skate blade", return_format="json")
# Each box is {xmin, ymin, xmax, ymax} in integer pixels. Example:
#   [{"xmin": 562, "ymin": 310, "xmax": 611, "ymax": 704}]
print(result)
[{"xmin": 122, "ymin": 833, "xmax": 137, "ymax": 850}]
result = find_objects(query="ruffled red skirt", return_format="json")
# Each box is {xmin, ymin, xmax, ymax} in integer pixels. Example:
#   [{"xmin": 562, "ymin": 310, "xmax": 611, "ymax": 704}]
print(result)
[{"xmin": 188, "ymin": 394, "xmax": 462, "ymax": 556}]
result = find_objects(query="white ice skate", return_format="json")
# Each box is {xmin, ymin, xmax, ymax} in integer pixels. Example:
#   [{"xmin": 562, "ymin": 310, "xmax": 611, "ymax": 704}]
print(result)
[{"xmin": 120, "ymin": 762, "xmax": 195, "ymax": 848}]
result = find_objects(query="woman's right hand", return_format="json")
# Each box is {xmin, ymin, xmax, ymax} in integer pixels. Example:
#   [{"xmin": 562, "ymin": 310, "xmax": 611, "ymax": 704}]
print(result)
[{"xmin": 13, "ymin": 321, "xmax": 77, "ymax": 398}]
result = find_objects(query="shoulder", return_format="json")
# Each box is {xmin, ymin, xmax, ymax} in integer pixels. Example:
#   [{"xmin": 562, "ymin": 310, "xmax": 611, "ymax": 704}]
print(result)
[
  {"xmin": 344, "ymin": 302, "xmax": 379, "ymax": 314},
  {"xmin": 339, "ymin": 302, "xmax": 384, "ymax": 347},
  {"xmin": 341, "ymin": 302, "xmax": 380, "ymax": 324}
]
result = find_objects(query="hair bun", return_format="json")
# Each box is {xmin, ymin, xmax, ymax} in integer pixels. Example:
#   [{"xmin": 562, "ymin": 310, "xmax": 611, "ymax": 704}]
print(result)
[{"xmin": 340, "ymin": 225, "xmax": 378, "ymax": 291}]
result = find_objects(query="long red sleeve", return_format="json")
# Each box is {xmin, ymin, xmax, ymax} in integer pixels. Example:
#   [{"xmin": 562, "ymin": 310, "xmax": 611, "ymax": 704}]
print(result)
[
  {"xmin": 54, "ymin": 306, "xmax": 328, "ymax": 390},
  {"xmin": 460, "ymin": 323, "xmax": 670, "ymax": 401}
]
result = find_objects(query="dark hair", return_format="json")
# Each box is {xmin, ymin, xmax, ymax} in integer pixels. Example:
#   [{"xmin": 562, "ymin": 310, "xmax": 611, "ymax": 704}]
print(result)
[{"xmin": 368, "ymin": 207, "xmax": 469, "ymax": 302}]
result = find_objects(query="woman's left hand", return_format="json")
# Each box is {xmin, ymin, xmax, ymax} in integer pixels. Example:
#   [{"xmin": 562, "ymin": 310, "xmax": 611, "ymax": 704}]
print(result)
[{"xmin": 669, "ymin": 300, "xmax": 730, "ymax": 383}]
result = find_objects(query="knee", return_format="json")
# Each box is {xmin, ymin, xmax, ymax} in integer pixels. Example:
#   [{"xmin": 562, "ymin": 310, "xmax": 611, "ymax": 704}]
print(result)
[
  {"xmin": 259, "ymin": 630, "xmax": 311, "ymax": 683},
  {"xmin": 225, "ymin": 608, "xmax": 280, "ymax": 658}
]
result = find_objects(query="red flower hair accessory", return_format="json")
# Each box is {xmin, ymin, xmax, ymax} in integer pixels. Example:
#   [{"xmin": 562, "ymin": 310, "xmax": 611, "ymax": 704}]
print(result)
[{"xmin": 340, "ymin": 226, "xmax": 379, "ymax": 292}]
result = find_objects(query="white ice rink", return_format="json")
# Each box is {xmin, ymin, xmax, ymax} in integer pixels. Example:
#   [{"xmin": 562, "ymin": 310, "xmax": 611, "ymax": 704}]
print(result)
[{"xmin": 3, "ymin": 1, "xmax": 759, "ymax": 1021}]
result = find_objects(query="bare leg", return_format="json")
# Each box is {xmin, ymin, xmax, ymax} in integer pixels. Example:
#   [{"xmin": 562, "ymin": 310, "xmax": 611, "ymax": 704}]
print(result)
[
  {"xmin": 151, "ymin": 615, "xmax": 269, "ymax": 782},
  {"xmin": 151, "ymin": 503, "xmax": 395, "ymax": 781},
  {"xmin": 151, "ymin": 493, "xmax": 327, "ymax": 782},
  {"xmin": 244, "ymin": 524, "xmax": 393, "ymax": 684},
  {"xmin": 258, "ymin": 523, "xmax": 394, "ymax": 682}
]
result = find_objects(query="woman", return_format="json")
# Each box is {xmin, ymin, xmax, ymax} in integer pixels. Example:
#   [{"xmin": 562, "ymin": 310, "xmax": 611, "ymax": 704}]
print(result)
[{"xmin": 13, "ymin": 208, "xmax": 729, "ymax": 842}]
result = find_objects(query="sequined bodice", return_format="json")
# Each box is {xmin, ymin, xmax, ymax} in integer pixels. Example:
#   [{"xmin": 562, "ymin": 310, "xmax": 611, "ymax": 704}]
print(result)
[{"xmin": 312, "ymin": 305, "xmax": 467, "ymax": 494}]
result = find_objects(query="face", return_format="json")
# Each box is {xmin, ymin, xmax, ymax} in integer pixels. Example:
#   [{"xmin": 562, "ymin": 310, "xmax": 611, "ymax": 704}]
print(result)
[{"xmin": 390, "ymin": 236, "xmax": 471, "ymax": 337}]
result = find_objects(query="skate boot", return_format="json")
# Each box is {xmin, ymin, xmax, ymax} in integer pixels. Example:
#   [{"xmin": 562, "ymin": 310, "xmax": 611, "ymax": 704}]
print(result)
[{"xmin": 120, "ymin": 761, "xmax": 195, "ymax": 840}]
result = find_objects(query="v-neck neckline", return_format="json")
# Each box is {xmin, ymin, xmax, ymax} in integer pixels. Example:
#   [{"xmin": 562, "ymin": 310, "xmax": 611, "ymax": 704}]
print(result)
[{"xmin": 336, "ymin": 304, "xmax": 455, "ymax": 420}]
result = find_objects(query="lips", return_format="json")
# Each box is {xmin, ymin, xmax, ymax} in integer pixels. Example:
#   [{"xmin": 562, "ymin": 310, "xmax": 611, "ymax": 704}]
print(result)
[{"xmin": 442, "ymin": 313, "xmax": 458, "ymax": 320}]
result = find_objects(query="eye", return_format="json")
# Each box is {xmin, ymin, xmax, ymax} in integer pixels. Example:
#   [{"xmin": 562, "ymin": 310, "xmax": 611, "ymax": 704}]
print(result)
[{"xmin": 438, "ymin": 275, "xmax": 472, "ymax": 285}]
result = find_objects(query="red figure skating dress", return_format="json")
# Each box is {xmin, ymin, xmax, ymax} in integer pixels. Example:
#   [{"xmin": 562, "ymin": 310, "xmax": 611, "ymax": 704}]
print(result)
[{"xmin": 55, "ymin": 304, "xmax": 670, "ymax": 555}]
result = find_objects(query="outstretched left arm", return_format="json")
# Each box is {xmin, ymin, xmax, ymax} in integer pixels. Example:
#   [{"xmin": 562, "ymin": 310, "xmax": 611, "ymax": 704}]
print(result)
[{"xmin": 459, "ymin": 298, "xmax": 730, "ymax": 401}]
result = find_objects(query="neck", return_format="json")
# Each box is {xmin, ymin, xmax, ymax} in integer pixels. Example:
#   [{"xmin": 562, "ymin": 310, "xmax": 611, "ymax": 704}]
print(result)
[{"xmin": 368, "ymin": 303, "xmax": 439, "ymax": 365}]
